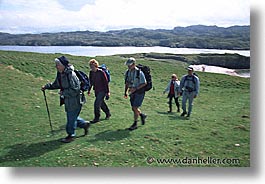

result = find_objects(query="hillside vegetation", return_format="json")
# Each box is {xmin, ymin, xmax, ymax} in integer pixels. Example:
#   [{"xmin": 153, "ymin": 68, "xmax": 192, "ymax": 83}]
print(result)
[
  {"xmin": 0, "ymin": 50, "xmax": 250, "ymax": 167},
  {"xmin": 0, "ymin": 25, "xmax": 250, "ymax": 50}
]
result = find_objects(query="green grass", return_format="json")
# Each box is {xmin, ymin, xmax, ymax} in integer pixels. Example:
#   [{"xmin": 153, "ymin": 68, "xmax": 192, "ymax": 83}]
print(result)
[{"xmin": 0, "ymin": 50, "xmax": 250, "ymax": 167}]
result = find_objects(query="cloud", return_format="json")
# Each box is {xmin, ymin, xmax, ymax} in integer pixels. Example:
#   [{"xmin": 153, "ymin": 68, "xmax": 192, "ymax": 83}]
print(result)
[
  {"xmin": 57, "ymin": 0, "xmax": 96, "ymax": 11},
  {"xmin": 0, "ymin": 0, "xmax": 250, "ymax": 33}
]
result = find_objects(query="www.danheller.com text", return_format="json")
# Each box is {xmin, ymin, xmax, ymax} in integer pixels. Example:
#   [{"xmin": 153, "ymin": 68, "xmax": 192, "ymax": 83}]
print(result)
[{"xmin": 146, "ymin": 156, "xmax": 240, "ymax": 165}]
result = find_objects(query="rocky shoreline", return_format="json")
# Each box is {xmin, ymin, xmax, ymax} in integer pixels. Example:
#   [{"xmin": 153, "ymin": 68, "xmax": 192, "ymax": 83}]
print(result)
[
  {"xmin": 119, "ymin": 52, "xmax": 250, "ymax": 78},
  {"xmin": 142, "ymin": 53, "xmax": 250, "ymax": 69}
]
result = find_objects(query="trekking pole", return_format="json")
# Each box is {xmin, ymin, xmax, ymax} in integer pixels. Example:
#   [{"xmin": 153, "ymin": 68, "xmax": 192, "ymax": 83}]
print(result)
[{"xmin": 42, "ymin": 90, "xmax": 54, "ymax": 133}]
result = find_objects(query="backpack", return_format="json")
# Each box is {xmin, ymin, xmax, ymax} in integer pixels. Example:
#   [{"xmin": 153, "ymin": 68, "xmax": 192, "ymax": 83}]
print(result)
[
  {"xmin": 74, "ymin": 70, "xmax": 90, "ymax": 92},
  {"xmin": 57, "ymin": 69, "xmax": 90, "ymax": 92},
  {"xmin": 125, "ymin": 64, "xmax": 152, "ymax": 92},
  {"xmin": 184, "ymin": 75, "xmax": 196, "ymax": 84},
  {"xmin": 98, "ymin": 64, "xmax": 111, "ymax": 83},
  {"xmin": 136, "ymin": 64, "xmax": 152, "ymax": 91}
]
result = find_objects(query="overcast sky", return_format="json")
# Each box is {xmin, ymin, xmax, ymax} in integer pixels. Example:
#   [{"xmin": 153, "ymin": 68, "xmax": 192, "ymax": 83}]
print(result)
[{"xmin": 0, "ymin": 0, "xmax": 250, "ymax": 34}]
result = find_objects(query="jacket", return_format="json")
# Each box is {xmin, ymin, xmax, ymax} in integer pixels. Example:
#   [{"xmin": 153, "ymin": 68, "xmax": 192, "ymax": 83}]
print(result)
[
  {"xmin": 164, "ymin": 80, "xmax": 180, "ymax": 98},
  {"xmin": 179, "ymin": 74, "xmax": 200, "ymax": 96},
  {"xmin": 45, "ymin": 65, "xmax": 82, "ymax": 112},
  {"xmin": 89, "ymin": 69, "xmax": 109, "ymax": 95}
]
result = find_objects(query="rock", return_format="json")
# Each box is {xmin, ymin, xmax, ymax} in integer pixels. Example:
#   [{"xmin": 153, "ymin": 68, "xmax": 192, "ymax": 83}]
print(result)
[
  {"xmin": 93, "ymin": 162, "xmax": 99, "ymax": 166},
  {"xmin": 241, "ymin": 115, "xmax": 249, "ymax": 118},
  {"xmin": 234, "ymin": 125, "xmax": 248, "ymax": 131}
]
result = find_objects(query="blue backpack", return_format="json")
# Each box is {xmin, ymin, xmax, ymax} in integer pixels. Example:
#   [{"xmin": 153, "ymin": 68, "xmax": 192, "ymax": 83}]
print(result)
[
  {"xmin": 98, "ymin": 64, "xmax": 111, "ymax": 83},
  {"xmin": 74, "ymin": 70, "xmax": 90, "ymax": 92}
]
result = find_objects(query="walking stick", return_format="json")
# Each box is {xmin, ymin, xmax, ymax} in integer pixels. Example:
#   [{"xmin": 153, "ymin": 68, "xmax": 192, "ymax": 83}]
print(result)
[{"xmin": 42, "ymin": 90, "xmax": 54, "ymax": 133}]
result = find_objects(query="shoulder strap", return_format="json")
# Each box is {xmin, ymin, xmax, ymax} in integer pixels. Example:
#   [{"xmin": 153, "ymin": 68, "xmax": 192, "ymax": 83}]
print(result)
[
  {"xmin": 125, "ymin": 70, "xmax": 129, "ymax": 81},
  {"xmin": 184, "ymin": 75, "xmax": 196, "ymax": 84},
  {"xmin": 136, "ymin": 69, "xmax": 140, "ymax": 79},
  {"xmin": 184, "ymin": 75, "xmax": 188, "ymax": 83},
  {"xmin": 57, "ymin": 72, "xmax": 64, "ymax": 90},
  {"xmin": 66, "ymin": 71, "xmax": 71, "ymax": 88},
  {"xmin": 66, "ymin": 70, "xmax": 79, "ymax": 89},
  {"xmin": 97, "ymin": 68, "xmax": 105, "ymax": 80}
]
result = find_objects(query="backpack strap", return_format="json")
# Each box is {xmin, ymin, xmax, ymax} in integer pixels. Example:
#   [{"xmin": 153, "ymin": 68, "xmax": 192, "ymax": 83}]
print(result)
[
  {"xmin": 57, "ymin": 72, "xmax": 64, "ymax": 91},
  {"xmin": 136, "ymin": 69, "xmax": 140, "ymax": 79},
  {"xmin": 66, "ymin": 70, "xmax": 82, "ymax": 91},
  {"xmin": 125, "ymin": 70, "xmax": 129, "ymax": 83},
  {"xmin": 184, "ymin": 74, "xmax": 196, "ymax": 84},
  {"xmin": 125, "ymin": 69, "xmax": 140, "ymax": 83}
]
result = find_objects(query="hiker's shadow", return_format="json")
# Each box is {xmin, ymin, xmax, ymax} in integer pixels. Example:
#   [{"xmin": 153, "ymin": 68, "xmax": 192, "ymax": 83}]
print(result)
[
  {"xmin": 90, "ymin": 129, "xmax": 130, "ymax": 143},
  {"xmin": 156, "ymin": 111, "xmax": 183, "ymax": 120},
  {"xmin": 157, "ymin": 111, "xmax": 172, "ymax": 115},
  {"xmin": 0, "ymin": 139, "xmax": 62, "ymax": 164},
  {"xmin": 50, "ymin": 125, "xmax": 65, "ymax": 134}
]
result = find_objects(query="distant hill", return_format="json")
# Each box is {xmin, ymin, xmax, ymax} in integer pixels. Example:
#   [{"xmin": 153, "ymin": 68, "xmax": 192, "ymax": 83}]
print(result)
[{"xmin": 0, "ymin": 25, "xmax": 250, "ymax": 50}]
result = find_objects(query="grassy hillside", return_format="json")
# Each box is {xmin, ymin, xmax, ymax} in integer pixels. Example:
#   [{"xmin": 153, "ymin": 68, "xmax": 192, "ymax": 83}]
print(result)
[{"xmin": 0, "ymin": 50, "xmax": 250, "ymax": 167}]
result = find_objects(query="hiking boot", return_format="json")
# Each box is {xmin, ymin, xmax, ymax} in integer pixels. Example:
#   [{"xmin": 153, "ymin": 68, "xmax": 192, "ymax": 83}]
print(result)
[
  {"xmin": 177, "ymin": 109, "xmax": 180, "ymax": 113},
  {"xmin": 84, "ymin": 122, "xmax": 90, "ymax": 136},
  {"xmin": 61, "ymin": 135, "xmax": 74, "ymax": 143},
  {"xmin": 167, "ymin": 111, "xmax": 172, "ymax": 113},
  {"xmin": 186, "ymin": 114, "xmax": 190, "ymax": 118},
  {"xmin": 128, "ymin": 121, "xmax": 138, "ymax": 131},
  {"xmin": 105, "ymin": 113, "xmax": 111, "ymax": 120},
  {"xmin": 90, "ymin": 119, "xmax": 100, "ymax": 124},
  {"xmin": 128, "ymin": 124, "xmax": 138, "ymax": 131},
  {"xmin": 181, "ymin": 112, "xmax": 187, "ymax": 117},
  {"xmin": 140, "ymin": 113, "xmax": 147, "ymax": 125}
]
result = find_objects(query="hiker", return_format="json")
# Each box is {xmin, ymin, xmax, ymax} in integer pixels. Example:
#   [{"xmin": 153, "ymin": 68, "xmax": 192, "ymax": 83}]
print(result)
[
  {"xmin": 87, "ymin": 59, "xmax": 111, "ymax": 123},
  {"xmin": 178, "ymin": 66, "xmax": 200, "ymax": 118},
  {"xmin": 163, "ymin": 74, "xmax": 180, "ymax": 113},
  {"xmin": 124, "ymin": 57, "xmax": 147, "ymax": 131},
  {"xmin": 41, "ymin": 56, "xmax": 90, "ymax": 143}
]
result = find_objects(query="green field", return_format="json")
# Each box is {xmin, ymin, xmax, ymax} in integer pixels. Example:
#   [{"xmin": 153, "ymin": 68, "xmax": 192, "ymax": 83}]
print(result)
[{"xmin": 0, "ymin": 50, "xmax": 250, "ymax": 167}]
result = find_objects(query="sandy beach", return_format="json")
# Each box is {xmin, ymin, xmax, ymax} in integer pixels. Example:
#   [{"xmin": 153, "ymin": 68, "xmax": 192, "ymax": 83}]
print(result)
[{"xmin": 190, "ymin": 65, "xmax": 250, "ymax": 78}]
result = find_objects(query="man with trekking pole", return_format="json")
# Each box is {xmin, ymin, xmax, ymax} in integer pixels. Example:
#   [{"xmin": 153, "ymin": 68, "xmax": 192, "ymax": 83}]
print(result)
[{"xmin": 41, "ymin": 56, "xmax": 90, "ymax": 143}]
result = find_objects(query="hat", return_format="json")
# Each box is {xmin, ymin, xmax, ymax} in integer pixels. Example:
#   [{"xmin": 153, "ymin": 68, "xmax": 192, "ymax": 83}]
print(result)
[
  {"xmin": 56, "ymin": 56, "xmax": 69, "ymax": 67},
  {"xmin": 187, "ymin": 66, "xmax": 194, "ymax": 71},
  {"xmin": 171, "ymin": 74, "xmax": 177, "ymax": 78},
  {"xmin": 125, "ymin": 57, "xmax": 136, "ymax": 66}
]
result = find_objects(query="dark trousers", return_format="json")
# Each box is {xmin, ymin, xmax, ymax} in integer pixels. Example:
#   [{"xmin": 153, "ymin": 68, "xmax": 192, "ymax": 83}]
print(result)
[
  {"xmin": 168, "ymin": 93, "xmax": 180, "ymax": 112},
  {"xmin": 94, "ymin": 91, "xmax": 110, "ymax": 120}
]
